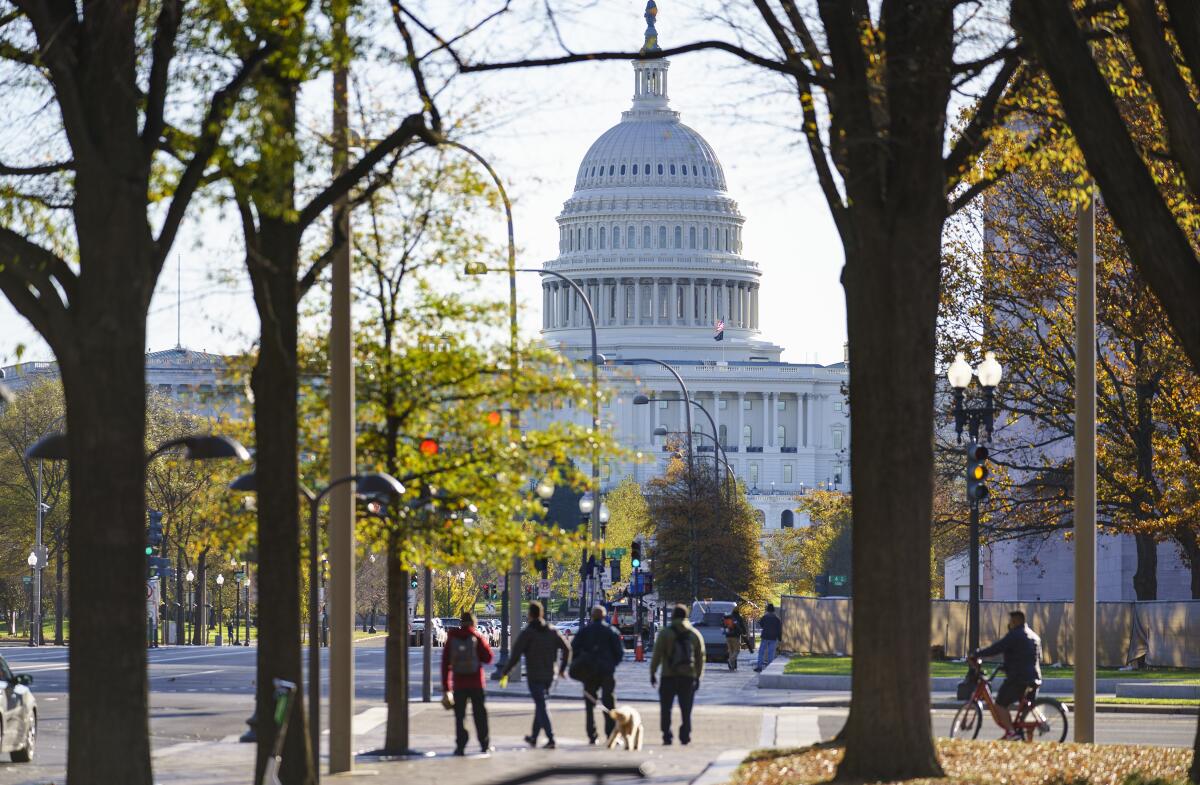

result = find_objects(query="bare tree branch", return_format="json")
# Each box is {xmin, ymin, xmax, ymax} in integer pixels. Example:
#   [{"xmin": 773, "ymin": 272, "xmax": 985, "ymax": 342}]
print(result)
[{"xmin": 142, "ymin": 0, "xmax": 182, "ymax": 152}]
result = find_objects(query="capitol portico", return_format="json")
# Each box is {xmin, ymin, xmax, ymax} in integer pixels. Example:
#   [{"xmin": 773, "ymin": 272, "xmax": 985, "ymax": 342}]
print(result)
[{"xmin": 531, "ymin": 7, "xmax": 850, "ymax": 531}]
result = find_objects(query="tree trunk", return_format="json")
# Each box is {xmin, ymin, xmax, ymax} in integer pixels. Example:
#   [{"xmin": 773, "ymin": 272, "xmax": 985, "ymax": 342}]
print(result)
[
  {"xmin": 1132, "ymin": 535, "xmax": 1158, "ymax": 601},
  {"xmin": 837, "ymin": 224, "xmax": 945, "ymax": 779},
  {"xmin": 250, "ymin": 219, "xmax": 314, "ymax": 785},
  {"xmin": 384, "ymin": 531, "xmax": 410, "ymax": 751},
  {"xmin": 1131, "ymin": 358, "xmax": 1157, "ymax": 600},
  {"xmin": 1174, "ymin": 527, "xmax": 1200, "ymax": 599},
  {"xmin": 59, "ymin": 322, "xmax": 153, "ymax": 785},
  {"xmin": 54, "ymin": 539, "xmax": 64, "ymax": 645}
]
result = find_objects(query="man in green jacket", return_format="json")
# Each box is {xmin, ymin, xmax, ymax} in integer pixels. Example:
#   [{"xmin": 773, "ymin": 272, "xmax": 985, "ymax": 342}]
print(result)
[{"xmin": 649, "ymin": 603, "xmax": 705, "ymax": 745}]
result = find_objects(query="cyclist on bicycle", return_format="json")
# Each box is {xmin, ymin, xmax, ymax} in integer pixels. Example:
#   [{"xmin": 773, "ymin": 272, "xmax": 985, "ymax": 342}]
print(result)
[{"xmin": 971, "ymin": 609, "xmax": 1042, "ymax": 741}]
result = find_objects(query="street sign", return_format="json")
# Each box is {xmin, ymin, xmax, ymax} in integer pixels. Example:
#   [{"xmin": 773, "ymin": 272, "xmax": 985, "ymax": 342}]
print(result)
[
  {"xmin": 485, "ymin": 602, "xmax": 496, "ymax": 614},
  {"xmin": 537, "ymin": 578, "xmax": 551, "ymax": 598},
  {"xmin": 497, "ymin": 575, "xmax": 506, "ymax": 591},
  {"xmin": 608, "ymin": 547, "xmax": 627, "ymax": 558},
  {"xmin": 600, "ymin": 572, "xmax": 612, "ymax": 590}
]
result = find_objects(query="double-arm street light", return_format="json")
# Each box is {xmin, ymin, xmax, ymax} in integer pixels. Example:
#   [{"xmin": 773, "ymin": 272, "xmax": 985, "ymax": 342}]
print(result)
[
  {"xmin": 946, "ymin": 350, "xmax": 1003, "ymax": 653},
  {"xmin": 643, "ymin": 394, "xmax": 724, "ymax": 484},
  {"xmin": 229, "ymin": 468, "xmax": 404, "ymax": 777},
  {"xmin": 26, "ymin": 431, "xmax": 249, "ymax": 649},
  {"xmin": 215, "ymin": 573, "xmax": 225, "ymax": 645}
]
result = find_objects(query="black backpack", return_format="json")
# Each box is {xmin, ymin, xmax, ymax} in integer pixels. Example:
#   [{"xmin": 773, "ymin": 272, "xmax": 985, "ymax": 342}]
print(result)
[
  {"xmin": 568, "ymin": 629, "xmax": 602, "ymax": 683},
  {"xmin": 669, "ymin": 627, "xmax": 693, "ymax": 670}
]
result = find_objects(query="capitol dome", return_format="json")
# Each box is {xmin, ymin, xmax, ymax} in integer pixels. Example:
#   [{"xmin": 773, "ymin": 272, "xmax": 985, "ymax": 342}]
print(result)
[{"xmin": 542, "ymin": 21, "xmax": 781, "ymax": 363}]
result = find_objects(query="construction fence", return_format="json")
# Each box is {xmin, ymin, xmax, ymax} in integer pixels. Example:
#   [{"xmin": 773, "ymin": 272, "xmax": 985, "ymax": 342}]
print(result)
[{"xmin": 779, "ymin": 595, "xmax": 1200, "ymax": 668}]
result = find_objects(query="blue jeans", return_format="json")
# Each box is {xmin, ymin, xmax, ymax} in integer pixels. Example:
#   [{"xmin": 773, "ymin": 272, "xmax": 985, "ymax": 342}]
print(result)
[
  {"xmin": 528, "ymin": 680, "xmax": 554, "ymax": 741},
  {"xmin": 756, "ymin": 639, "xmax": 778, "ymax": 670}
]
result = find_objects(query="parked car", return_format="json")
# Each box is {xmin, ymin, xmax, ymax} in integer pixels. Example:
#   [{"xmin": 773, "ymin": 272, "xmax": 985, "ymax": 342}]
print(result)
[
  {"xmin": 409, "ymin": 620, "xmax": 424, "ymax": 647},
  {"xmin": 0, "ymin": 656, "xmax": 36, "ymax": 762}
]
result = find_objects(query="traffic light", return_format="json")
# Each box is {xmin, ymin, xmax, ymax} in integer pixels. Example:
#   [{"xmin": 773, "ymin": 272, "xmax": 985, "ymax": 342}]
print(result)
[
  {"xmin": 410, "ymin": 576, "xmax": 419, "ymax": 590},
  {"xmin": 630, "ymin": 540, "xmax": 642, "ymax": 570},
  {"xmin": 419, "ymin": 438, "xmax": 439, "ymax": 456},
  {"xmin": 966, "ymin": 442, "xmax": 990, "ymax": 503},
  {"xmin": 146, "ymin": 510, "xmax": 163, "ymax": 556},
  {"xmin": 610, "ymin": 558, "xmax": 621, "ymax": 583},
  {"xmin": 815, "ymin": 574, "xmax": 830, "ymax": 596}
]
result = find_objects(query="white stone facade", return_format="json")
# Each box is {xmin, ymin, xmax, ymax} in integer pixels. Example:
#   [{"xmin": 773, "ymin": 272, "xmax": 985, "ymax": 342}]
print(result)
[{"xmin": 530, "ymin": 50, "xmax": 850, "ymax": 531}]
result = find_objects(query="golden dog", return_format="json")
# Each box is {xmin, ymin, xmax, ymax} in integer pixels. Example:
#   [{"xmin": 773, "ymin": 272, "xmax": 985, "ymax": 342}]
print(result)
[{"xmin": 584, "ymin": 691, "xmax": 644, "ymax": 751}]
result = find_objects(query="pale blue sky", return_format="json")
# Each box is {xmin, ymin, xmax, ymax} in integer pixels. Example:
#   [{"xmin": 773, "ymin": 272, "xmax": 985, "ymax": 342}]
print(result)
[{"xmin": 0, "ymin": 2, "xmax": 847, "ymax": 366}]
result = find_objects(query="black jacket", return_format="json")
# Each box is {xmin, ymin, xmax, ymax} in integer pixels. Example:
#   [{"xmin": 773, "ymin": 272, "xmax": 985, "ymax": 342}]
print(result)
[
  {"xmin": 505, "ymin": 619, "xmax": 570, "ymax": 683},
  {"xmin": 759, "ymin": 612, "xmax": 782, "ymax": 642},
  {"xmin": 571, "ymin": 619, "xmax": 624, "ymax": 676},
  {"xmin": 976, "ymin": 625, "xmax": 1042, "ymax": 684}
]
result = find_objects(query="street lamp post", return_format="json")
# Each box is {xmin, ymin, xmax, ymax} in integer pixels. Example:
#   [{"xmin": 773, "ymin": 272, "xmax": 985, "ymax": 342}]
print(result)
[
  {"xmin": 465, "ymin": 263, "xmax": 606, "ymax": 634},
  {"xmin": 642, "ymin": 394, "xmax": 721, "ymax": 482},
  {"xmin": 26, "ymin": 551, "xmax": 36, "ymax": 646},
  {"xmin": 947, "ymin": 350, "xmax": 1004, "ymax": 654},
  {"xmin": 185, "ymin": 570, "xmax": 195, "ymax": 645},
  {"xmin": 321, "ymin": 554, "xmax": 329, "ymax": 648},
  {"xmin": 622, "ymin": 358, "xmax": 697, "ymax": 597},
  {"xmin": 216, "ymin": 574, "xmax": 224, "ymax": 646},
  {"xmin": 230, "ymin": 468, "xmax": 405, "ymax": 778},
  {"xmin": 234, "ymin": 569, "xmax": 242, "ymax": 645},
  {"xmin": 243, "ymin": 571, "xmax": 250, "ymax": 647}
]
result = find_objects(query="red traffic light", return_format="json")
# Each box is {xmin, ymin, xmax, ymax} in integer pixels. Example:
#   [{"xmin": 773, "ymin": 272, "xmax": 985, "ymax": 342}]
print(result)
[
  {"xmin": 487, "ymin": 411, "xmax": 502, "ymax": 426},
  {"xmin": 969, "ymin": 444, "xmax": 988, "ymax": 462},
  {"xmin": 419, "ymin": 438, "xmax": 439, "ymax": 456}
]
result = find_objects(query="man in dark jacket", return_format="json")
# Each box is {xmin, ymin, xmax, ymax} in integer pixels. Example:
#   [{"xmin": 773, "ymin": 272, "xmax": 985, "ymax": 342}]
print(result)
[
  {"xmin": 501, "ymin": 601, "xmax": 570, "ymax": 748},
  {"xmin": 441, "ymin": 610, "xmax": 495, "ymax": 755},
  {"xmin": 754, "ymin": 603, "xmax": 782, "ymax": 672},
  {"xmin": 971, "ymin": 609, "xmax": 1042, "ymax": 740},
  {"xmin": 570, "ymin": 605, "xmax": 625, "ymax": 744}
]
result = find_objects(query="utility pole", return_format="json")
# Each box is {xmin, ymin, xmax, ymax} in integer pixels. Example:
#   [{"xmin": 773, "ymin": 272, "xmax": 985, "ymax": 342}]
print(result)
[
  {"xmin": 32, "ymin": 460, "xmax": 43, "ymax": 645},
  {"xmin": 1074, "ymin": 187, "xmax": 1097, "ymax": 743},
  {"xmin": 328, "ymin": 0, "xmax": 356, "ymax": 773},
  {"xmin": 422, "ymin": 567, "xmax": 433, "ymax": 702}
]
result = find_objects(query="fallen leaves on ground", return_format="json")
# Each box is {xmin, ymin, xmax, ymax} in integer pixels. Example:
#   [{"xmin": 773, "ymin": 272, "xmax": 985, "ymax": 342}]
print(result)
[{"xmin": 734, "ymin": 739, "xmax": 1192, "ymax": 785}]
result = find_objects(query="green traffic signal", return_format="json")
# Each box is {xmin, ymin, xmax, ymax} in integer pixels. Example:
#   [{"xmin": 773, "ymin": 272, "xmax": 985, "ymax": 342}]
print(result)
[
  {"xmin": 145, "ymin": 546, "xmax": 153, "ymax": 556},
  {"xmin": 409, "ymin": 576, "xmax": 419, "ymax": 590}
]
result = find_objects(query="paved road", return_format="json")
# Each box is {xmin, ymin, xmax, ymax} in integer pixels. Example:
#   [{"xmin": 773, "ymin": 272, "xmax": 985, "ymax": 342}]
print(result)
[{"xmin": 0, "ymin": 641, "xmax": 1191, "ymax": 784}]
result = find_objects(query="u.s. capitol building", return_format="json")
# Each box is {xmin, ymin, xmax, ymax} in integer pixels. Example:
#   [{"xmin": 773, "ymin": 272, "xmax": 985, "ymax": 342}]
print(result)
[{"xmin": 530, "ymin": 11, "xmax": 850, "ymax": 531}]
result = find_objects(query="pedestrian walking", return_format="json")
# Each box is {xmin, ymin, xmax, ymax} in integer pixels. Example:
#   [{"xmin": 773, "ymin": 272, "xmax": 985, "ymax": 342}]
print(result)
[
  {"xmin": 500, "ymin": 601, "xmax": 571, "ymax": 749},
  {"xmin": 723, "ymin": 610, "xmax": 747, "ymax": 671},
  {"xmin": 569, "ymin": 605, "xmax": 625, "ymax": 744},
  {"xmin": 754, "ymin": 602, "xmax": 782, "ymax": 672},
  {"xmin": 441, "ymin": 609, "xmax": 494, "ymax": 755},
  {"xmin": 650, "ymin": 603, "xmax": 705, "ymax": 745}
]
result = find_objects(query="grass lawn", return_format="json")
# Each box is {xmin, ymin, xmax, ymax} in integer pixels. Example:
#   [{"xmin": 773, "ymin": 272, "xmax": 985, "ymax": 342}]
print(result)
[
  {"xmin": 736, "ymin": 739, "xmax": 1192, "ymax": 785},
  {"xmin": 783, "ymin": 655, "xmax": 1200, "ymax": 683}
]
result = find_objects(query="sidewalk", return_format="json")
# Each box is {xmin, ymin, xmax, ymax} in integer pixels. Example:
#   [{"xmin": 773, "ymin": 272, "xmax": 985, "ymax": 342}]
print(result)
[{"xmin": 147, "ymin": 699, "xmax": 782, "ymax": 785}]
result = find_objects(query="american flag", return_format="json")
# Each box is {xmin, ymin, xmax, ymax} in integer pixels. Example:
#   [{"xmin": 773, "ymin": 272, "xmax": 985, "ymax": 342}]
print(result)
[{"xmin": 713, "ymin": 319, "xmax": 725, "ymax": 341}]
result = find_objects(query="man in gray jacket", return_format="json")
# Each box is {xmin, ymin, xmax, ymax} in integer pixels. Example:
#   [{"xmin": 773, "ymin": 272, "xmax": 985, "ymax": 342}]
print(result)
[{"xmin": 500, "ymin": 601, "xmax": 571, "ymax": 748}]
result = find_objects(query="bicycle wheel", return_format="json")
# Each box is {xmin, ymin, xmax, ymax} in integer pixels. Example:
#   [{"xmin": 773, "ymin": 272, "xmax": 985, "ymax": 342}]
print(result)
[
  {"xmin": 1017, "ymin": 698, "xmax": 1068, "ymax": 742},
  {"xmin": 949, "ymin": 701, "xmax": 983, "ymax": 739}
]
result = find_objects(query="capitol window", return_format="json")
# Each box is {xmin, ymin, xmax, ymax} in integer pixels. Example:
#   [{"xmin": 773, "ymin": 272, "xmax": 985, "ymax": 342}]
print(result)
[
  {"xmin": 645, "ymin": 162, "xmax": 650, "ymax": 175},
  {"xmin": 633, "ymin": 164, "xmax": 638, "ymax": 175},
  {"xmin": 643, "ymin": 226, "xmax": 651, "ymax": 247},
  {"xmin": 742, "ymin": 424, "xmax": 752, "ymax": 446},
  {"xmin": 780, "ymin": 509, "xmax": 794, "ymax": 528},
  {"xmin": 599, "ymin": 226, "xmax": 606, "ymax": 249},
  {"xmin": 658, "ymin": 163, "xmax": 664, "ymax": 175},
  {"xmin": 674, "ymin": 226, "xmax": 682, "ymax": 248},
  {"xmin": 742, "ymin": 398, "xmax": 752, "ymax": 410},
  {"xmin": 718, "ymin": 398, "xmax": 728, "ymax": 411},
  {"xmin": 613, "ymin": 226, "xmax": 621, "ymax": 248},
  {"xmin": 669, "ymin": 164, "xmax": 676, "ymax": 175},
  {"xmin": 703, "ymin": 227, "xmax": 710, "ymax": 249},
  {"xmin": 776, "ymin": 425, "xmax": 786, "ymax": 445},
  {"xmin": 658, "ymin": 226, "xmax": 667, "ymax": 247},
  {"xmin": 620, "ymin": 164, "xmax": 626, "ymax": 175},
  {"xmin": 689, "ymin": 226, "xmax": 697, "ymax": 249},
  {"xmin": 833, "ymin": 430, "xmax": 844, "ymax": 450},
  {"xmin": 833, "ymin": 401, "xmax": 844, "ymax": 411},
  {"xmin": 748, "ymin": 462, "xmax": 759, "ymax": 486},
  {"xmin": 719, "ymin": 424, "xmax": 728, "ymax": 444},
  {"xmin": 587, "ymin": 227, "xmax": 593, "ymax": 249},
  {"xmin": 783, "ymin": 464, "xmax": 794, "ymax": 484},
  {"xmin": 608, "ymin": 165, "xmax": 614, "ymax": 176},
  {"xmin": 776, "ymin": 399, "xmax": 786, "ymax": 411},
  {"xmin": 628, "ymin": 225, "xmax": 636, "ymax": 247}
]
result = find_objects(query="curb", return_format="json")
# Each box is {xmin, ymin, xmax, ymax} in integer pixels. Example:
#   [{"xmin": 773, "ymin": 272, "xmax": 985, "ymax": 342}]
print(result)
[{"xmin": 691, "ymin": 749, "xmax": 748, "ymax": 785}]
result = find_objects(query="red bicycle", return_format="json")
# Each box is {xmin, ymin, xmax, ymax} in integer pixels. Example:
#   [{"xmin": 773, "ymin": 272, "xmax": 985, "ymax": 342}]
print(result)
[{"xmin": 949, "ymin": 660, "xmax": 1068, "ymax": 742}]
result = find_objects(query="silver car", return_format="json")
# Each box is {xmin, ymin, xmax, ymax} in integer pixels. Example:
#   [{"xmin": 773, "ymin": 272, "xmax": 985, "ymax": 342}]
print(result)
[{"xmin": 0, "ymin": 656, "xmax": 36, "ymax": 762}]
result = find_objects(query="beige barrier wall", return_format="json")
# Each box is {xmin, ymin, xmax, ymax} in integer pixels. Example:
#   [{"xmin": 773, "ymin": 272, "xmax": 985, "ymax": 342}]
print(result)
[{"xmin": 780, "ymin": 596, "xmax": 1197, "ymax": 668}]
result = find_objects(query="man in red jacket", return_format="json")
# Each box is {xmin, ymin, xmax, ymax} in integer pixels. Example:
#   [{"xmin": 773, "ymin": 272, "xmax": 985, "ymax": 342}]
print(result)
[{"xmin": 442, "ymin": 610, "xmax": 494, "ymax": 755}]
